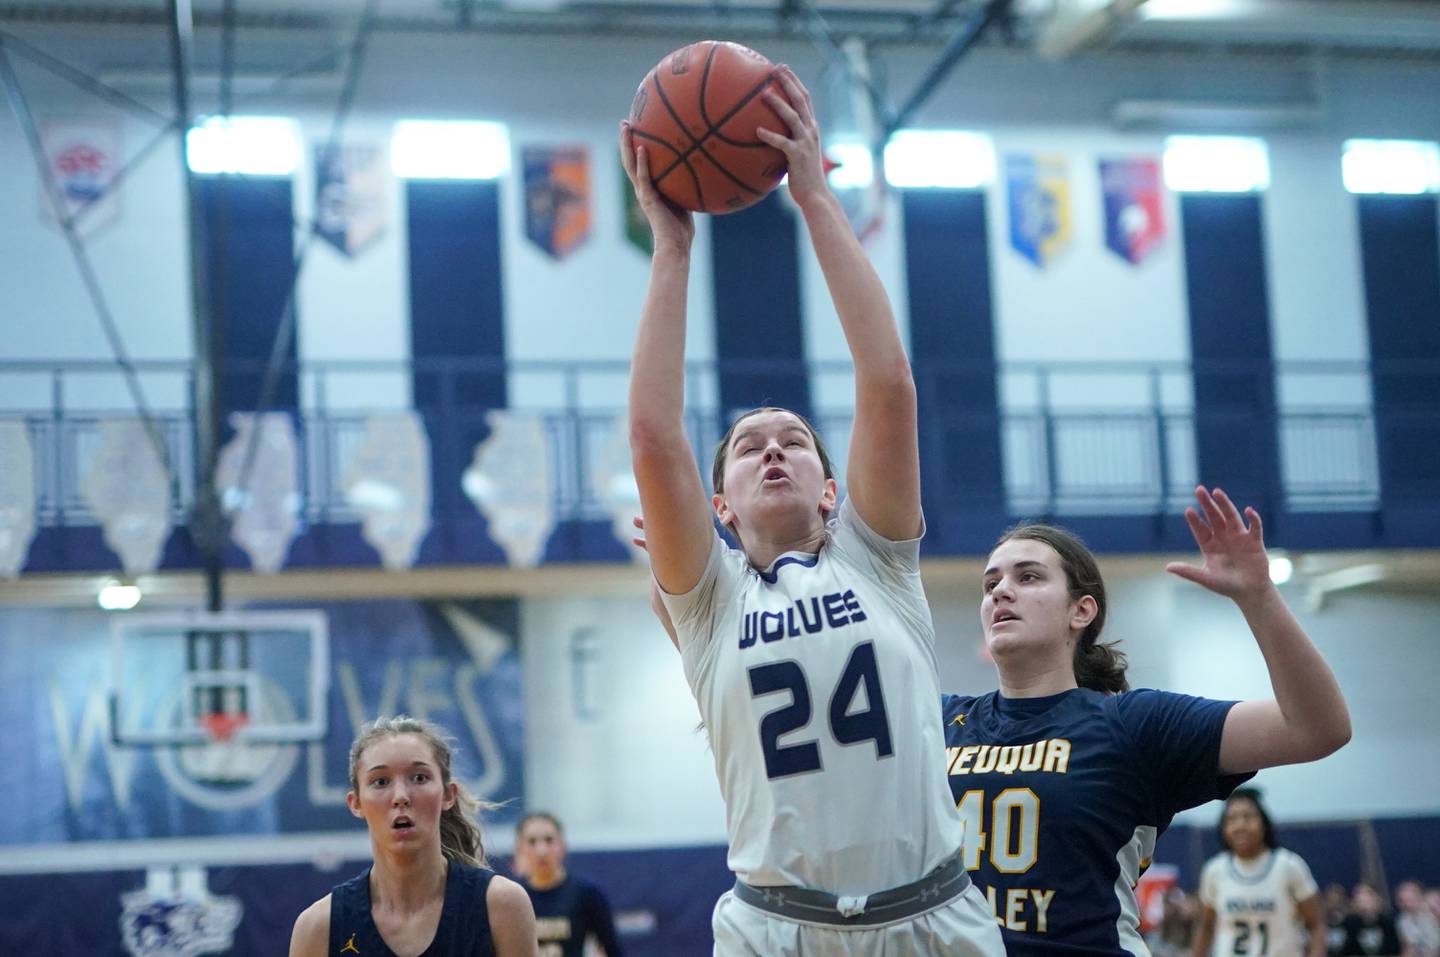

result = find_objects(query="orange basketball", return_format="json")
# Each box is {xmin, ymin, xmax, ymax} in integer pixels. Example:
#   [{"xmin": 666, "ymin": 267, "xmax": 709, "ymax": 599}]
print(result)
[{"xmin": 627, "ymin": 40, "xmax": 789, "ymax": 215}]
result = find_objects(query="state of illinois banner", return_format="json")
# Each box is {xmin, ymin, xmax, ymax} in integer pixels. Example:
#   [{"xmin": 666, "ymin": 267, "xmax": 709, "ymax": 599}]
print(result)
[
  {"xmin": 1100, "ymin": 157, "xmax": 1166, "ymax": 265},
  {"xmin": 314, "ymin": 142, "xmax": 389, "ymax": 258},
  {"xmin": 1006, "ymin": 153, "xmax": 1071, "ymax": 268},
  {"xmin": 39, "ymin": 117, "xmax": 122, "ymax": 234},
  {"xmin": 523, "ymin": 145, "xmax": 592, "ymax": 259}
]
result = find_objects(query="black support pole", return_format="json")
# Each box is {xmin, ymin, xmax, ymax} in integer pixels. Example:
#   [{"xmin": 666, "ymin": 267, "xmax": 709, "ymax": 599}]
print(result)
[{"xmin": 169, "ymin": 0, "xmax": 226, "ymax": 613}]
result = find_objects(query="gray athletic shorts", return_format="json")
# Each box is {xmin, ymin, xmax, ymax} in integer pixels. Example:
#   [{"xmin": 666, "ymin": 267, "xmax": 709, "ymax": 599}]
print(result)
[{"xmin": 712, "ymin": 880, "xmax": 1005, "ymax": 957}]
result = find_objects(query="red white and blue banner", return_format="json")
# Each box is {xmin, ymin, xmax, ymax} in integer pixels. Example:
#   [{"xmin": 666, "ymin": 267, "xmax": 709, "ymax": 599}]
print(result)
[
  {"xmin": 523, "ymin": 145, "xmax": 592, "ymax": 259},
  {"xmin": 1100, "ymin": 157, "xmax": 1166, "ymax": 265},
  {"xmin": 1006, "ymin": 153, "xmax": 1072, "ymax": 268},
  {"xmin": 40, "ymin": 117, "xmax": 122, "ymax": 234}
]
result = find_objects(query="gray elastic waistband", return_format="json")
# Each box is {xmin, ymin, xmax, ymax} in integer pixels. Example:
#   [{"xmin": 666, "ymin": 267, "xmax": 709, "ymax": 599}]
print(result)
[{"xmin": 732, "ymin": 854, "xmax": 970, "ymax": 928}]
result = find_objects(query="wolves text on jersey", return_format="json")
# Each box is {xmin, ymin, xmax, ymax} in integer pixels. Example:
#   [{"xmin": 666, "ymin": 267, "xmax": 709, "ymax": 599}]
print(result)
[{"xmin": 739, "ymin": 589, "xmax": 869, "ymax": 649}]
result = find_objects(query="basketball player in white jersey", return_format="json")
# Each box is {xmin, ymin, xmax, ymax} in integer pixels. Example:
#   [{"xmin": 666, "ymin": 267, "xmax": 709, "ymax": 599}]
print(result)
[
  {"xmin": 1194, "ymin": 789, "xmax": 1325, "ymax": 957},
  {"xmin": 621, "ymin": 66, "xmax": 1004, "ymax": 956}
]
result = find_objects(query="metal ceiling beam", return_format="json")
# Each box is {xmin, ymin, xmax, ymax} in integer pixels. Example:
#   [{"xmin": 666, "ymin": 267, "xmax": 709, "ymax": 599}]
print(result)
[
  {"xmin": 886, "ymin": 0, "xmax": 1010, "ymax": 137},
  {"xmin": 0, "ymin": 2, "xmax": 968, "ymax": 42}
]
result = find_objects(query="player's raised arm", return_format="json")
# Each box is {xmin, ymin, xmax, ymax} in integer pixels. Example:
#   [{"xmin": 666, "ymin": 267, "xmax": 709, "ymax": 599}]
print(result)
[
  {"xmin": 758, "ymin": 66, "xmax": 920, "ymax": 542},
  {"xmin": 1165, "ymin": 486, "xmax": 1352, "ymax": 773},
  {"xmin": 621, "ymin": 122, "xmax": 717, "ymax": 596}
]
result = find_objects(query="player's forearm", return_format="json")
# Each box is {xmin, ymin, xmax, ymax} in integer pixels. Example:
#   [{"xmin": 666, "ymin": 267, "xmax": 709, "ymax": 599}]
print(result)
[
  {"xmin": 1237, "ymin": 584, "xmax": 1351, "ymax": 760},
  {"xmin": 629, "ymin": 248, "xmax": 692, "ymax": 441},
  {"xmin": 796, "ymin": 190, "xmax": 910, "ymax": 389},
  {"xmin": 1190, "ymin": 925, "xmax": 1214, "ymax": 957}
]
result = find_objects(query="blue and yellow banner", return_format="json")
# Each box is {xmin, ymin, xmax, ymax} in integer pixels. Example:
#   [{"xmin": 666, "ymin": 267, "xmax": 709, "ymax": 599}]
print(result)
[
  {"xmin": 1006, "ymin": 153, "xmax": 1072, "ymax": 268},
  {"xmin": 524, "ymin": 145, "xmax": 592, "ymax": 259}
]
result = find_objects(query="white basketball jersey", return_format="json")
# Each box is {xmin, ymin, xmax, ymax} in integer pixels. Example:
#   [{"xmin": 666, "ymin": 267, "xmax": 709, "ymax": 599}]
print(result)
[
  {"xmin": 1200, "ymin": 848, "xmax": 1319, "ymax": 957},
  {"xmin": 661, "ymin": 499, "xmax": 965, "ymax": 897}
]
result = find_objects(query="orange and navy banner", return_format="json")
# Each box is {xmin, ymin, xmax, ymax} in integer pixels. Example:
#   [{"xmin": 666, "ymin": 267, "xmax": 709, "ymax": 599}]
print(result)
[
  {"xmin": 523, "ymin": 144, "xmax": 592, "ymax": 259},
  {"xmin": 1100, "ymin": 157, "xmax": 1165, "ymax": 265},
  {"xmin": 1006, "ymin": 153, "xmax": 1071, "ymax": 268}
]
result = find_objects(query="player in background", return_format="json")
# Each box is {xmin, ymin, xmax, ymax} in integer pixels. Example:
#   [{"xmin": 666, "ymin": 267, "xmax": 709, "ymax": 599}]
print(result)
[
  {"xmin": 622, "ymin": 64, "xmax": 1003, "ymax": 956},
  {"xmin": 943, "ymin": 486, "xmax": 1350, "ymax": 956},
  {"xmin": 512, "ymin": 812, "xmax": 623, "ymax": 957},
  {"xmin": 1192, "ymin": 788, "xmax": 1325, "ymax": 957},
  {"xmin": 289, "ymin": 715, "xmax": 538, "ymax": 957}
]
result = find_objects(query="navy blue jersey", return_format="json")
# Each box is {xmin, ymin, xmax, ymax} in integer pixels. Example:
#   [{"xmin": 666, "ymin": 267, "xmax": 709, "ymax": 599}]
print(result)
[
  {"xmin": 942, "ymin": 687, "xmax": 1252, "ymax": 956},
  {"xmin": 522, "ymin": 875, "xmax": 623, "ymax": 957},
  {"xmin": 329, "ymin": 857, "xmax": 495, "ymax": 956}
]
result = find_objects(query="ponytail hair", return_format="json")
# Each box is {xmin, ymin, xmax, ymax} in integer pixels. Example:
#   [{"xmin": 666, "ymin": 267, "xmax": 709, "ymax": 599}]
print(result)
[
  {"xmin": 995, "ymin": 523, "xmax": 1130, "ymax": 694},
  {"xmin": 348, "ymin": 715, "xmax": 490, "ymax": 867}
]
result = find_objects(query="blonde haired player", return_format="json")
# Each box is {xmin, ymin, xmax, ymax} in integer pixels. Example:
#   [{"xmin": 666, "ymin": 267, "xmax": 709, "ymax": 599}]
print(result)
[
  {"xmin": 1193, "ymin": 790, "xmax": 1325, "ymax": 957},
  {"xmin": 621, "ymin": 64, "xmax": 1003, "ymax": 956}
]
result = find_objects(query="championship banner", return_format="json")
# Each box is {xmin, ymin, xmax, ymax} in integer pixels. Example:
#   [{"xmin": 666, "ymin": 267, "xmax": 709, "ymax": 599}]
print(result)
[
  {"xmin": 1100, "ymin": 157, "xmax": 1166, "ymax": 265},
  {"xmin": 0, "ymin": 421, "xmax": 37, "ymax": 579},
  {"xmin": 1006, "ymin": 153, "xmax": 1072, "ymax": 268},
  {"xmin": 314, "ymin": 142, "xmax": 389, "ymax": 258},
  {"xmin": 462, "ymin": 411, "xmax": 556, "ymax": 567},
  {"xmin": 80, "ymin": 419, "xmax": 172, "ymax": 575},
  {"xmin": 215, "ymin": 413, "xmax": 300, "ymax": 574},
  {"xmin": 523, "ymin": 145, "xmax": 592, "ymax": 259},
  {"xmin": 623, "ymin": 163, "xmax": 654, "ymax": 255},
  {"xmin": 342, "ymin": 411, "xmax": 432, "ymax": 570},
  {"xmin": 39, "ymin": 117, "xmax": 122, "ymax": 234}
]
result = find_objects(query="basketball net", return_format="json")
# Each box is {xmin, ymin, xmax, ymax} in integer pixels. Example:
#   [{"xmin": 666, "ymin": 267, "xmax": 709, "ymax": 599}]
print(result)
[
  {"xmin": 184, "ymin": 712, "xmax": 264, "ymax": 785},
  {"xmin": 200, "ymin": 711, "xmax": 250, "ymax": 744}
]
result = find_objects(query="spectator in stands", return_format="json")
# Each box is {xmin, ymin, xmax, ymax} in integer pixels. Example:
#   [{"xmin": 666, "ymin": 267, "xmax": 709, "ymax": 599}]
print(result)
[
  {"xmin": 1396, "ymin": 881, "xmax": 1440, "ymax": 957},
  {"xmin": 1340, "ymin": 883, "xmax": 1402, "ymax": 956},
  {"xmin": 1152, "ymin": 888, "xmax": 1201, "ymax": 957},
  {"xmin": 1424, "ymin": 890, "xmax": 1440, "ymax": 936},
  {"xmin": 512, "ymin": 812, "xmax": 624, "ymax": 957},
  {"xmin": 1327, "ymin": 884, "xmax": 1354, "ymax": 956}
]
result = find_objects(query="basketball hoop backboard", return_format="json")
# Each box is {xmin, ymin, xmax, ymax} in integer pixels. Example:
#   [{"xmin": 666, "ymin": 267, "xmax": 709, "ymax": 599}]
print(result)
[{"xmin": 109, "ymin": 610, "xmax": 329, "ymax": 747}]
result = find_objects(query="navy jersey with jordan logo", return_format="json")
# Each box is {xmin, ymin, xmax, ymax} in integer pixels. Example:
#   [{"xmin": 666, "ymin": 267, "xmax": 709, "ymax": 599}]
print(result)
[
  {"xmin": 328, "ymin": 857, "xmax": 495, "ymax": 956},
  {"xmin": 942, "ymin": 687, "xmax": 1253, "ymax": 956},
  {"xmin": 523, "ymin": 875, "xmax": 623, "ymax": 957}
]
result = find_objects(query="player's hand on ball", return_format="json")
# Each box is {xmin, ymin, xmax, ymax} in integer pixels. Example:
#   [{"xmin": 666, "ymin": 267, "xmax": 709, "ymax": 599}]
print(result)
[
  {"xmin": 620, "ymin": 121, "xmax": 694, "ymax": 252},
  {"xmin": 1165, "ymin": 486, "xmax": 1274, "ymax": 604},
  {"xmin": 756, "ymin": 66, "xmax": 827, "ymax": 209}
]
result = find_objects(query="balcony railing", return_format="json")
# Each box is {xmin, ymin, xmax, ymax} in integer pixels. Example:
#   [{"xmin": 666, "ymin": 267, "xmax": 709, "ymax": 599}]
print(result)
[{"xmin": 0, "ymin": 357, "xmax": 1410, "ymax": 536}]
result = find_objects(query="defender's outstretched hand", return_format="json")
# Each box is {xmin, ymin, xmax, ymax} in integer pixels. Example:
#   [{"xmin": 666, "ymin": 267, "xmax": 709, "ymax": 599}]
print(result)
[
  {"xmin": 1166, "ymin": 486, "xmax": 1273, "ymax": 603},
  {"xmin": 756, "ymin": 65, "xmax": 827, "ymax": 209},
  {"xmin": 620, "ymin": 120, "xmax": 694, "ymax": 252}
]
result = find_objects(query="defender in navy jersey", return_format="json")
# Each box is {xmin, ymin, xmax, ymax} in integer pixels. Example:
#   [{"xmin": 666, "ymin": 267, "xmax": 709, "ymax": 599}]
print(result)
[
  {"xmin": 289, "ymin": 716, "xmax": 537, "ymax": 957},
  {"xmin": 942, "ymin": 686, "xmax": 1247, "ymax": 953},
  {"xmin": 514, "ymin": 813, "xmax": 623, "ymax": 957},
  {"xmin": 943, "ymin": 488, "xmax": 1350, "ymax": 957}
]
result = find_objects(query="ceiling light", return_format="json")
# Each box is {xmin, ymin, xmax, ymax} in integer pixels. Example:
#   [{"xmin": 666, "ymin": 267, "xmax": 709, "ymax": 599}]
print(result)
[{"xmin": 98, "ymin": 580, "xmax": 142, "ymax": 611}]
